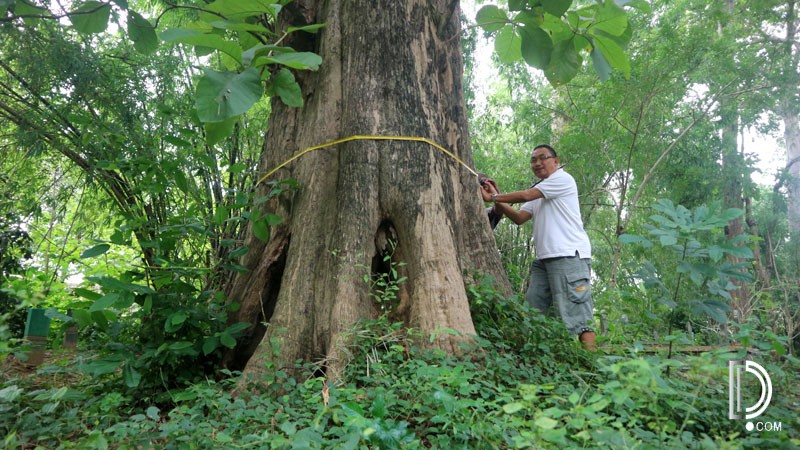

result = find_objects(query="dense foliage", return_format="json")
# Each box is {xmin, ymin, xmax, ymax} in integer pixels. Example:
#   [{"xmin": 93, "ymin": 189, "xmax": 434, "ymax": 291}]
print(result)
[{"xmin": 1, "ymin": 0, "xmax": 799, "ymax": 447}]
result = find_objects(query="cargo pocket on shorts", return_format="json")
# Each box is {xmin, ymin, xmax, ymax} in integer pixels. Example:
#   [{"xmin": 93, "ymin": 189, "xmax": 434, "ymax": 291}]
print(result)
[{"xmin": 566, "ymin": 272, "xmax": 591, "ymax": 304}]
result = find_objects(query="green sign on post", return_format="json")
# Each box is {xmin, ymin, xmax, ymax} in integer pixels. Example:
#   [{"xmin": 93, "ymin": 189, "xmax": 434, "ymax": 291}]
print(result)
[
  {"xmin": 24, "ymin": 308, "xmax": 50, "ymax": 366},
  {"xmin": 24, "ymin": 308, "xmax": 50, "ymax": 338}
]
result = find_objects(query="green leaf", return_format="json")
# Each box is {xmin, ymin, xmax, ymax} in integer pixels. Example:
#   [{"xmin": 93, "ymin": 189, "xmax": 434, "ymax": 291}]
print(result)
[
  {"xmin": 265, "ymin": 52, "xmax": 322, "ymax": 70},
  {"xmin": 123, "ymin": 364, "xmax": 141, "ymax": 388},
  {"xmin": 127, "ymin": 11, "xmax": 159, "ymax": 54},
  {"xmin": 545, "ymin": 37, "xmax": 580, "ymax": 85},
  {"xmin": 658, "ymin": 234, "xmax": 678, "ymax": 246},
  {"xmin": 592, "ymin": 34, "xmax": 630, "ymax": 79},
  {"xmin": 476, "ymin": 5, "xmax": 508, "ymax": 32},
  {"xmin": 263, "ymin": 213, "xmax": 282, "ymax": 226},
  {"xmin": 204, "ymin": 0, "xmax": 280, "ymax": 21},
  {"xmin": 590, "ymin": 46, "xmax": 613, "ymax": 82},
  {"xmin": 252, "ymin": 217, "xmax": 270, "ymax": 241},
  {"xmin": 203, "ymin": 336, "xmax": 220, "ymax": 355},
  {"xmin": 541, "ymin": 0, "xmax": 572, "ymax": 17},
  {"xmin": 80, "ymin": 357, "xmax": 124, "ymax": 376},
  {"xmin": 503, "ymin": 402, "xmax": 525, "ymax": 414},
  {"xmin": 204, "ymin": 116, "xmax": 239, "ymax": 145},
  {"xmin": 220, "ymin": 332, "xmax": 237, "ymax": 348},
  {"xmin": 229, "ymin": 246, "xmax": 249, "ymax": 258},
  {"xmin": 69, "ymin": 1, "xmax": 111, "ymax": 34},
  {"xmin": 269, "ymin": 68, "xmax": 303, "ymax": 107},
  {"xmin": 170, "ymin": 312, "xmax": 188, "ymax": 325},
  {"xmin": 89, "ymin": 293, "xmax": 119, "ymax": 312},
  {"xmin": 593, "ymin": 1, "xmax": 628, "ymax": 37},
  {"xmin": 173, "ymin": 169, "xmax": 189, "ymax": 193},
  {"xmin": 534, "ymin": 415, "xmax": 559, "ymax": 429},
  {"xmin": 287, "ymin": 23, "xmax": 327, "ymax": 34},
  {"xmin": 161, "ymin": 29, "xmax": 244, "ymax": 64},
  {"xmin": 195, "ymin": 68, "xmax": 263, "ymax": 123},
  {"xmin": 689, "ymin": 299, "xmax": 730, "ymax": 324},
  {"xmin": 494, "ymin": 26, "xmax": 522, "ymax": 64},
  {"xmin": 80, "ymin": 243, "xmax": 110, "ymax": 259},
  {"xmin": 520, "ymin": 25, "xmax": 553, "ymax": 70},
  {"xmin": 208, "ymin": 20, "xmax": 270, "ymax": 33},
  {"xmin": 71, "ymin": 309, "xmax": 93, "ymax": 327}
]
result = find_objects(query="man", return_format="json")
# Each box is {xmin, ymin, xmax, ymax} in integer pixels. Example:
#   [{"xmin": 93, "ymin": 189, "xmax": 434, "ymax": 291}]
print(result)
[{"xmin": 481, "ymin": 144, "xmax": 596, "ymax": 349}]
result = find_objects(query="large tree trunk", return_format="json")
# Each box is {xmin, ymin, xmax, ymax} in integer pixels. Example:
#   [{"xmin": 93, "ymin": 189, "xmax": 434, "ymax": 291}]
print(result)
[
  {"xmin": 783, "ymin": 111, "xmax": 800, "ymax": 235},
  {"xmin": 223, "ymin": 0, "xmax": 510, "ymax": 385},
  {"xmin": 719, "ymin": 101, "xmax": 752, "ymax": 322}
]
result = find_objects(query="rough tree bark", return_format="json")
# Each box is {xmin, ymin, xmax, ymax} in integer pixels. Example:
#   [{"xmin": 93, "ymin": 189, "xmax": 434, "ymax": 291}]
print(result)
[{"xmin": 222, "ymin": 0, "xmax": 511, "ymax": 384}]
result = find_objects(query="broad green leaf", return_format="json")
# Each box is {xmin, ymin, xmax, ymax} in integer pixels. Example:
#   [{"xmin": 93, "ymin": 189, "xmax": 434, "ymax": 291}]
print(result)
[
  {"xmin": 534, "ymin": 415, "xmax": 559, "ymax": 429},
  {"xmin": 520, "ymin": 25, "xmax": 553, "ymax": 70},
  {"xmin": 195, "ymin": 68, "xmax": 263, "ymax": 123},
  {"xmin": 252, "ymin": 217, "xmax": 270, "ymax": 241},
  {"xmin": 73, "ymin": 288, "xmax": 102, "ymax": 301},
  {"xmin": 265, "ymin": 52, "xmax": 322, "ymax": 70},
  {"xmin": 87, "ymin": 276, "xmax": 155, "ymax": 295},
  {"xmin": 164, "ymin": 135, "xmax": 192, "ymax": 147},
  {"xmin": 169, "ymin": 341, "xmax": 196, "ymax": 352},
  {"xmin": 263, "ymin": 213, "xmax": 282, "ymax": 226},
  {"xmin": 503, "ymin": 402, "xmax": 525, "ymax": 414},
  {"xmin": 689, "ymin": 299, "xmax": 730, "ymax": 324},
  {"xmin": 127, "ymin": 11, "xmax": 159, "ymax": 55},
  {"xmin": 213, "ymin": 205, "xmax": 229, "ymax": 225},
  {"xmin": 542, "ymin": 0, "xmax": 572, "ymax": 17},
  {"xmin": 476, "ymin": 5, "xmax": 508, "ymax": 32},
  {"xmin": 204, "ymin": 116, "xmax": 239, "ymax": 145},
  {"xmin": 243, "ymin": 44, "xmax": 292, "ymax": 66},
  {"xmin": 541, "ymin": 12, "xmax": 572, "ymax": 42},
  {"xmin": 0, "ymin": 385, "xmax": 24, "ymax": 402},
  {"xmin": 204, "ymin": 0, "xmax": 280, "ymax": 21},
  {"xmin": 269, "ymin": 68, "xmax": 303, "ymax": 107},
  {"xmin": 80, "ymin": 243, "xmax": 110, "ymax": 259},
  {"xmin": 509, "ymin": 0, "xmax": 526, "ymax": 11},
  {"xmin": 173, "ymin": 169, "xmax": 189, "ymax": 193},
  {"xmin": 592, "ymin": 34, "xmax": 630, "ymax": 79},
  {"xmin": 658, "ymin": 234, "xmax": 678, "ymax": 246},
  {"xmin": 71, "ymin": 309, "xmax": 93, "ymax": 327},
  {"xmin": 69, "ymin": 1, "xmax": 111, "ymax": 34},
  {"xmin": 593, "ymin": 1, "xmax": 627, "ymax": 37},
  {"xmin": 161, "ymin": 29, "xmax": 243, "ymax": 64},
  {"xmin": 80, "ymin": 358, "xmax": 124, "ymax": 376},
  {"xmin": 203, "ymin": 336, "xmax": 220, "ymax": 355},
  {"xmin": 220, "ymin": 332, "xmax": 237, "ymax": 348},
  {"xmin": 123, "ymin": 364, "xmax": 141, "ymax": 388},
  {"xmin": 208, "ymin": 20, "xmax": 270, "ymax": 33},
  {"xmin": 545, "ymin": 38, "xmax": 580, "ymax": 85},
  {"xmin": 170, "ymin": 312, "xmax": 188, "ymax": 325},
  {"xmin": 229, "ymin": 246, "xmax": 249, "ymax": 258},
  {"xmin": 514, "ymin": 10, "xmax": 544, "ymax": 27},
  {"xmin": 287, "ymin": 23, "xmax": 327, "ymax": 34},
  {"xmin": 226, "ymin": 322, "xmax": 251, "ymax": 334},
  {"xmin": 590, "ymin": 46, "xmax": 613, "ymax": 82},
  {"xmin": 89, "ymin": 293, "xmax": 119, "ymax": 312},
  {"xmin": 495, "ymin": 26, "xmax": 522, "ymax": 64}
]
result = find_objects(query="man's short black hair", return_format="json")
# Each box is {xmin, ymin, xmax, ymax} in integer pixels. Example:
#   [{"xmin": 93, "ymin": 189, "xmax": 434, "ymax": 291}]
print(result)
[{"xmin": 533, "ymin": 144, "xmax": 557, "ymax": 158}]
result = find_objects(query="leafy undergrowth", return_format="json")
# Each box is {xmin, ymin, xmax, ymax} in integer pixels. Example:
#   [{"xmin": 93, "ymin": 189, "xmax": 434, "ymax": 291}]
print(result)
[{"xmin": 2, "ymin": 291, "xmax": 799, "ymax": 449}]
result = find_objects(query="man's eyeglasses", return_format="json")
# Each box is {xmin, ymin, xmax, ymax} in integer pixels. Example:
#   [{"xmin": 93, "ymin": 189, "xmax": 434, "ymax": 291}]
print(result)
[{"xmin": 530, "ymin": 155, "xmax": 556, "ymax": 163}]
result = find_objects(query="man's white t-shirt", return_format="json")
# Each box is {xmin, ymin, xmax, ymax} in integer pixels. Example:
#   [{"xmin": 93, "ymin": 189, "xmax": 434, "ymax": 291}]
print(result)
[{"xmin": 520, "ymin": 169, "xmax": 592, "ymax": 259}]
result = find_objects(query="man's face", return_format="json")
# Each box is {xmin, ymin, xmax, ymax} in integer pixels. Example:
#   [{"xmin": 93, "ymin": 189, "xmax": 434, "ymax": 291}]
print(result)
[{"xmin": 530, "ymin": 147, "xmax": 559, "ymax": 180}]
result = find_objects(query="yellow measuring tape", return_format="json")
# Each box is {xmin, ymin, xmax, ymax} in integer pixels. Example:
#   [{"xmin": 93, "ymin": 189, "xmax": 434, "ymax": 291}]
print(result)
[{"xmin": 256, "ymin": 135, "xmax": 479, "ymax": 186}]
